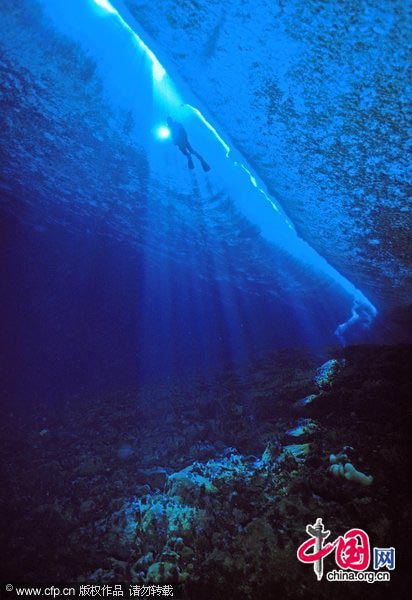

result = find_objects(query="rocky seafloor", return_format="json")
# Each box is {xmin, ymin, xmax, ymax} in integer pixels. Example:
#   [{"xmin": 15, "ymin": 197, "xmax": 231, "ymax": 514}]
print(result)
[{"xmin": 1, "ymin": 344, "xmax": 411, "ymax": 599}]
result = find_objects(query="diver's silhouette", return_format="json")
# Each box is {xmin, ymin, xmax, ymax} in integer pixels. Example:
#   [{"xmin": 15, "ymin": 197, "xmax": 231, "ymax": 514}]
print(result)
[{"xmin": 167, "ymin": 116, "xmax": 211, "ymax": 171}]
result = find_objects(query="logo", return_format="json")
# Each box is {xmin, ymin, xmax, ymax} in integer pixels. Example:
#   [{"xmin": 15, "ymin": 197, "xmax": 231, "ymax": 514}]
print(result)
[{"xmin": 297, "ymin": 518, "xmax": 395, "ymax": 583}]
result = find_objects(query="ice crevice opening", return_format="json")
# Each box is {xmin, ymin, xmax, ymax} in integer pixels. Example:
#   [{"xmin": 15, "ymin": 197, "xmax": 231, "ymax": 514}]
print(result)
[{"xmin": 41, "ymin": 0, "xmax": 377, "ymax": 342}]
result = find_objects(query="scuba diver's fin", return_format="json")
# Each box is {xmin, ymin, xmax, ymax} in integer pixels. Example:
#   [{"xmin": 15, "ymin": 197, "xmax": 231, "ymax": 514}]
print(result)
[
  {"xmin": 200, "ymin": 158, "xmax": 211, "ymax": 172},
  {"xmin": 188, "ymin": 157, "xmax": 194, "ymax": 169}
]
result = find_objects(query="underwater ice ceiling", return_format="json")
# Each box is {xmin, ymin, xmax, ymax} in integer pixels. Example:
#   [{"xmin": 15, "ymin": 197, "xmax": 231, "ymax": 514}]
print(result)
[
  {"xmin": 120, "ymin": 0, "xmax": 410, "ymax": 308},
  {"xmin": 0, "ymin": 0, "xmax": 410, "ymax": 323}
]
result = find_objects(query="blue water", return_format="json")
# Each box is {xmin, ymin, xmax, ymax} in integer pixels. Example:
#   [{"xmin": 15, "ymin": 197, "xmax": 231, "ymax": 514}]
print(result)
[
  {"xmin": 0, "ymin": 210, "xmax": 347, "ymax": 403},
  {"xmin": 1, "ymin": 2, "xmax": 411, "ymax": 595},
  {"xmin": 0, "ymin": 0, "xmax": 387, "ymax": 405}
]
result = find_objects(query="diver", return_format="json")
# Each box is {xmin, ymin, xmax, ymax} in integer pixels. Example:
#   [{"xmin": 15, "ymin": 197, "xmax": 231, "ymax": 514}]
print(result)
[{"xmin": 166, "ymin": 116, "xmax": 211, "ymax": 171}]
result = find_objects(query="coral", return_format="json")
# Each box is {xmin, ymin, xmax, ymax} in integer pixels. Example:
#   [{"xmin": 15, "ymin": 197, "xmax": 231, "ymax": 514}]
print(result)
[
  {"xmin": 281, "ymin": 443, "xmax": 310, "ymax": 460},
  {"xmin": 294, "ymin": 393, "xmax": 318, "ymax": 408},
  {"xmin": 314, "ymin": 359, "xmax": 344, "ymax": 390},
  {"xmin": 166, "ymin": 466, "xmax": 217, "ymax": 502},
  {"xmin": 328, "ymin": 454, "xmax": 373, "ymax": 486},
  {"xmin": 343, "ymin": 462, "xmax": 373, "ymax": 487},
  {"xmin": 146, "ymin": 561, "xmax": 181, "ymax": 584},
  {"xmin": 285, "ymin": 418, "xmax": 318, "ymax": 439},
  {"xmin": 329, "ymin": 463, "xmax": 344, "ymax": 478},
  {"xmin": 2, "ymin": 345, "xmax": 410, "ymax": 597}
]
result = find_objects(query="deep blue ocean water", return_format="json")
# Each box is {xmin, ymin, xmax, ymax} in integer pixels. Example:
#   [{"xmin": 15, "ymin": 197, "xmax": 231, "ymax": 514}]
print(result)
[
  {"xmin": 0, "ymin": 209, "xmax": 344, "ymax": 405},
  {"xmin": 0, "ymin": 0, "xmax": 381, "ymax": 405},
  {"xmin": 1, "ymin": 0, "xmax": 411, "ymax": 597}
]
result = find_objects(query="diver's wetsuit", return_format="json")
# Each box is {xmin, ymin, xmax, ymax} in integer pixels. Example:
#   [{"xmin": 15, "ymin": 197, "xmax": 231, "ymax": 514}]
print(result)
[{"xmin": 167, "ymin": 117, "xmax": 210, "ymax": 171}]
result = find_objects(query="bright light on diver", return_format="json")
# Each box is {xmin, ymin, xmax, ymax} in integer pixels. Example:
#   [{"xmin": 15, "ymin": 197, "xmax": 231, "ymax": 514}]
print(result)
[
  {"xmin": 93, "ymin": 0, "xmax": 116, "ymax": 14},
  {"xmin": 155, "ymin": 125, "xmax": 171, "ymax": 140}
]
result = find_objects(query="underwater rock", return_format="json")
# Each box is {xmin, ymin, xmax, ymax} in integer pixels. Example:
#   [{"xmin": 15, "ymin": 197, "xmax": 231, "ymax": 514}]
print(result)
[
  {"xmin": 293, "ymin": 393, "xmax": 318, "ymax": 409},
  {"xmin": 108, "ymin": 557, "xmax": 128, "ymax": 577},
  {"xmin": 135, "ymin": 551, "xmax": 153, "ymax": 566},
  {"xmin": 92, "ymin": 500, "xmax": 143, "ymax": 562},
  {"xmin": 260, "ymin": 441, "xmax": 281, "ymax": 466},
  {"xmin": 222, "ymin": 446, "xmax": 239, "ymax": 457},
  {"xmin": 160, "ymin": 549, "xmax": 180, "ymax": 563},
  {"xmin": 179, "ymin": 544, "xmax": 195, "ymax": 561},
  {"xmin": 140, "ymin": 502, "xmax": 168, "ymax": 540},
  {"xmin": 240, "ymin": 518, "xmax": 278, "ymax": 558},
  {"xmin": 87, "ymin": 568, "xmax": 117, "ymax": 583},
  {"xmin": 130, "ymin": 552, "xmax": 154, "ymax": 580},
  {"xmin": 281, "ymin": 443, "xmax": 310, "ymax": 460},
  {"xmin": 2, "ymin": 344, "xmax": 410, "ymax": 594},
  {"xmin": 134, "ymin": 484, "xmax": 152, "ymax": 496},
  {"xmin": 166, "ymin": 466, "xmax": 217, "ymax": 502},
  {"xmin": 139, "ymin": 467, "xmax": 169, "ymax": 490},
  {"xmin": 285, "ymin": 418, "xmax": 318, "ymax": 440},
  {"xmin": 313, "ymin": 359, "xmax": 344, "ymax": 390},
  {"xmin": 146, "ymin": 561, "xmax": 181, "ymax": 584},
  {"xmin": 139, "ymin": 494, "xmax": 206, "ymax": 547}
]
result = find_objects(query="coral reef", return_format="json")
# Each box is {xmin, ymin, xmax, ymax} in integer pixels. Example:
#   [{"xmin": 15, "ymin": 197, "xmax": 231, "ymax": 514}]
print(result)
[
  {"xmin": 329, "ymin": 453, "xmax": 374, "ymax": 487},
  {"xmin": 1, "ymin": 345, "xmax": 411, "ymax": 599}
]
